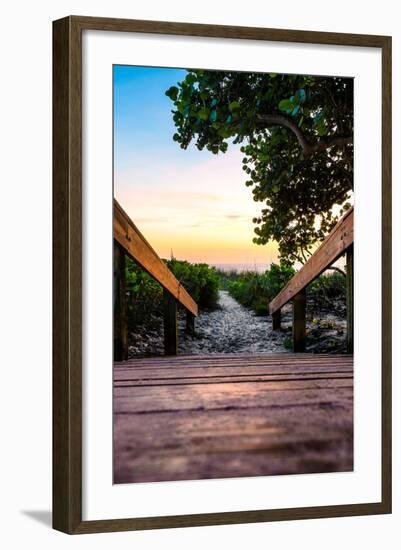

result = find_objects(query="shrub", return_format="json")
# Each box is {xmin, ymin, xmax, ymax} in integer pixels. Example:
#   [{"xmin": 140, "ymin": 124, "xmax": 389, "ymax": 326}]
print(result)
[
  {"xmin": 227, "ymin": 263, "xmax": 295, "ymax": 315},
  {"xmin": 124, "ymin": 257, "xmax": 220, "ymax": 334},
  {"xmin": 215, "ymin": 269, "xmax": 240, "ymax": 290},
  {"xmin": 307, "ymin": 270, "xmax": 346, "ymax": 314},
  {"xmin": 125, "ymin": 257, "xmax": 163, "ymax": 330},
  {"xmin": 167, "ymin": 258, "xmax": 219, "ymax": 309}
]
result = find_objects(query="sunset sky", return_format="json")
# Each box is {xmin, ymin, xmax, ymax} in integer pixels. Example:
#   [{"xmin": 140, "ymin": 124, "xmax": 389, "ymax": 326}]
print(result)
[{"xmin": 113, "ymin": 65, "xmax": 279, "ymax": 267}]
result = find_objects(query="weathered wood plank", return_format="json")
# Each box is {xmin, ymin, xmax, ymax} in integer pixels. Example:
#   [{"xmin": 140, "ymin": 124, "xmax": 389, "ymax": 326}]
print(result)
[
  {"xmin": 114, "ymin": 404, "xmax": 353, "ymax": 483},
  {"xmin": 115, "ymin": 352, "xmax": 350, "ymax": 361},
  {"xmin": 113, "ymin": 353, "xmax": 353, "ymax": 482},
  {"xmin": 115, "ymin": 361, "xmax": 353, "ymax": 374},
  {"xmin": 114, "ymin": 353, "xmax": 353, "ymax": 368},
  {"xmin": 114, "ymin": 364, "xmax": 353, "ymax": 381},
  {"xmin": 113, "ymin": 361, "xmax": 352, "ymax": 481},
  {"xmin": 114, "ymin": 353, "xmax": 353, "ymax": 365},
  {"xmin": 269, "ymin": 207, "xmax": 353, "ymax": 314},
  {"xmin": 115, "ymin": 362, "xmax": 354, "ymax": 375},
  {"xmin": 114, "ymin": 200, "xmax": 198, "ymax": 316},
  {"xmin": 114, "ymin": 358, "xmax": 352, "ymax": 379},
  {"xmin": 115, "ymin": 373, "xmax": 352, "ymax": 387},
  {"xmin": 114, "ymin": 380, "xmax": 353, "ymax": 413}
]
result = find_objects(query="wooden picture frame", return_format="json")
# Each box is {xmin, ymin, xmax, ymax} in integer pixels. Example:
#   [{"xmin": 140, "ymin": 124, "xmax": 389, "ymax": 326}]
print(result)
[{"xmin": 53, "ymin": 15, "xmax": 392, "ymax": 534}]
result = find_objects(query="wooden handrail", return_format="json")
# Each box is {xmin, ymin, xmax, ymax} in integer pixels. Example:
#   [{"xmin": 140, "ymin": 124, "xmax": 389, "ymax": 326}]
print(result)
[
  {"xmin": 269, "ymin": 207, "xmax": 354, "ymax": 315},
  {"xmin": 113, "ymin": 199, "xmax": 198, "ymax": 316}
]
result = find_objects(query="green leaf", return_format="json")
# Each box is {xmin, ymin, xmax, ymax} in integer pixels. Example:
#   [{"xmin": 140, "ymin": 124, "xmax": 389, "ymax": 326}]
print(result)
[
  {"xmin": 278, "ymin": 99, "xmax": 293, "ymax": 113},
  {"xmin": 197, "ymin": 107, "xmax": 210, "ymax": 121},
  {"xmin": 185, "ymin": 73, "xmax": 197, "ymax": 85},
  {"xmin": 218, "ymin": 127, "xmax": 232, "ymax": 138},
  {"xmin": 296, "ymin": 88, "xmax": 306, "ymax": 104},
  {"xmin": 229, "ymin": 101, "xmax": 240, "ymax": 111},
  {"xmin": 165, "ymin": 86, "xmax": 179, "ymax": 100},
  {"xmin": 210, "ymin": 109, "xmax": 218, "ymax": 122}
]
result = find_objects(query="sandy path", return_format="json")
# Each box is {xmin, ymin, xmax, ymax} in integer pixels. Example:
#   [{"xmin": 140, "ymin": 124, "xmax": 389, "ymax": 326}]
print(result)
[{"xmin": 178, "ymin": 290, "xmax": 287, "ymax": 354}]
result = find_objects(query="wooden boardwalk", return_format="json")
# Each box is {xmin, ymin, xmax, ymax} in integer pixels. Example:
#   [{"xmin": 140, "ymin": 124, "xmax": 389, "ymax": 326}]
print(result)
[{"xmin": 114, "ymin": 354, "xmax": 353, "ymax": 484}]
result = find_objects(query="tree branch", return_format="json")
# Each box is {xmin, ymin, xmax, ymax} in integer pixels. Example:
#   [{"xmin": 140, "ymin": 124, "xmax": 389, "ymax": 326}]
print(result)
[
  {"xmin": 325, "ymin": 266, "xmax": 346, "ymax": 277},
  {"xmin": 257, "ymin": 114, "xmax": 353, "ymax": 158},
  {"xmin": 307, "ymin": 136, "xmax": 353, "ymax": 156}
]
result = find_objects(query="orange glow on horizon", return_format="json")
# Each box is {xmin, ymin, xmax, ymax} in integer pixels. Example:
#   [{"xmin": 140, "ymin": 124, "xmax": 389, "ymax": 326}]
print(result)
[{"xmin": 115, "ymin": 149, "xmax": 279, "ymax": 267}]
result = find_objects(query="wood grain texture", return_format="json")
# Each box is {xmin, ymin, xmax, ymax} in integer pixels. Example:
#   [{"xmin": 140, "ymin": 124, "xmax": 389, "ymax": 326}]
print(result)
[
  {"xmin": 70, "ymin": 15, "xmax": 391, "ymax": 48},
  {"xmin": 114, "ymin": 200, "xmax": 198, "ymax": 316},
  {"xmin": 115, "ymin": 352, "xmax": 352, "ymax": 366},
  {"xmin": 52, "ymin": 16, "xmax": 82, "ymax": 534},
  {"xmin": 269, "ymin": 208, "xmax": 353, "ymax": 315},
  {"xmin": 52, "ymin": 15, "xmax": 391, "ymax": 533},
  {"xmin": 381, "ymin": 35, "xmax": 392, "ymax": 512},
  {"xmin": 113, "ymin": 354, "xmax": 353, "ymax": 483}
]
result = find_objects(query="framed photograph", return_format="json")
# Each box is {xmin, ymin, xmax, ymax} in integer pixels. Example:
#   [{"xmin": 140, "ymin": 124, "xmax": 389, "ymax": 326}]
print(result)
[{"xmin": 53, "ymin": 16, "xmax": 392, "ymax": 534}]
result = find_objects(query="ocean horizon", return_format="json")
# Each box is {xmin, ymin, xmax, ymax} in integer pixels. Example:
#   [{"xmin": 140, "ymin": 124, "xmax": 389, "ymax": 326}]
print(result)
[{"xmin": 210, "ymin": 262, "xmax": 272, "ymax": 273}]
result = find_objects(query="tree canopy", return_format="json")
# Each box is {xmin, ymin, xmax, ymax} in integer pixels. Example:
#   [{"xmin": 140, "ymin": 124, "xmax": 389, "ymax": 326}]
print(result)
[{"xmin": 165, "ymin": 70, "xmax": 353, "ymax": 266}]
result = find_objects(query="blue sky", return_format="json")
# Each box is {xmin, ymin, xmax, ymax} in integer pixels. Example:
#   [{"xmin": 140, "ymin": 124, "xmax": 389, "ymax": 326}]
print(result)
[
  {"xmin": 114, "ymin": 65, "xmax": 210, "ymax": 174},
  {"xmin": 113, "ymin": 65, "xmax": 278, "ymax": 265}
]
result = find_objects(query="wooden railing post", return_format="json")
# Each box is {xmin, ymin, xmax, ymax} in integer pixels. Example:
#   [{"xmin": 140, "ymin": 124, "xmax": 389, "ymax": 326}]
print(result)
[
  {"xmin": 163, "ymin": 289, "xmax": 178, "ymax": 355},
  {"xmin": 268, "ymin": 207, "xmax": 353, "ymax": 316},
  {"xmin": 293, "ymin": 289, "xmax": 306, "ymax": 352},
  {"xmin": 346, "ymin": 245, "xmax": 354, "ymax": 353},
  {"xmin": 113, "ymin": 242, "xmax": 128, "ymax": 361},
  {"xmin": 186, "ymin": 310, "xmax": 196, "ymax": 335},
  {"xmin": 272, "ymin": 309, "xmax": 281, "ymax": 330}
]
